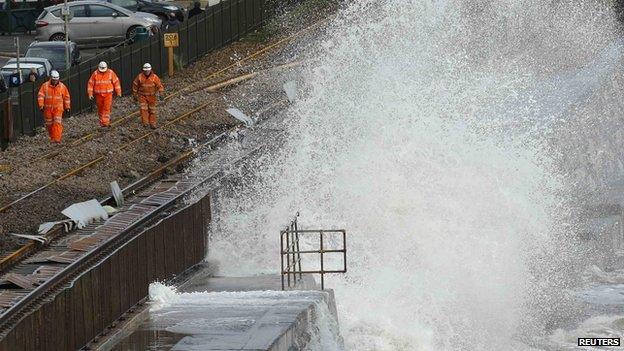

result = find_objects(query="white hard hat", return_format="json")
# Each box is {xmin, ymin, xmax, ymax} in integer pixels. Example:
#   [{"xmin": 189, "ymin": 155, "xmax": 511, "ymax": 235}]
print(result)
[
  {"xmin": 142, "ymin": 63, "xmax": 152, "ymax": 71},
  {"xmin": 98, "ymin": 61, "xmax": 108, "ymax": 72},
  {"xmin": 50, "ymin": 70, "xmax": 60, "ymax": 79}
]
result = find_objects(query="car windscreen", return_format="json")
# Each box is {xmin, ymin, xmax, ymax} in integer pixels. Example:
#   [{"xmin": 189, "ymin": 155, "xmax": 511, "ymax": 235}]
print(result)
[{"xmin": 25, "ymin": 48, "xmax": 65, "ymax": 69}]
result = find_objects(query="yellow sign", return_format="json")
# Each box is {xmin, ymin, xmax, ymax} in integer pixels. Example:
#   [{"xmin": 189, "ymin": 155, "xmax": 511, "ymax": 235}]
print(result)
[{"xmin": 163, "ymin": 33, "xmax": 179, "ymax": 48}]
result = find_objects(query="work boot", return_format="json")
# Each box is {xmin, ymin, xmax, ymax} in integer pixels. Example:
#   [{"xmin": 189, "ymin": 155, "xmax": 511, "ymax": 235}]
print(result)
[{"xmin": 150, "ymin": 124, "xmax": 157, "ymax": 129}]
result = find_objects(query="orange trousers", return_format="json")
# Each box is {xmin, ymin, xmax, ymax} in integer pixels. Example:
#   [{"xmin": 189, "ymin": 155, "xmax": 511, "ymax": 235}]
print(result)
[
  {"xmin": 44, "ymin": 118, "xmax": 63, "ymax": 143},
  {"xmin": 95, "ymin": 93, "xmax": 113, "ymax": 126},
  {"xmin": 138, "ymin": 95, "xmax": 157, "ymax": 127}
]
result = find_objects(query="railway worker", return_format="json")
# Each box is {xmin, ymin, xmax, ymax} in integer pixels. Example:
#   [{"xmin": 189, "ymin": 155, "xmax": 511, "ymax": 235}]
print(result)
[
  {"xmin": 87, "ymin": 61, "xmax": 122, "ymax": 127},
  {"xmin": 37, "ymin": 70, "xmax": 70, "ymax": 144},
  {"xmin": 132, "ymin": 63, "xmax": 164, "ymax": 129}
]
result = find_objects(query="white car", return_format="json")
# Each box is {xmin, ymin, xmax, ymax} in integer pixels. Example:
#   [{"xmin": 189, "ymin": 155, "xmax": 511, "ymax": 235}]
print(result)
[{"xmin": 1, "ymin": 58, "xmax": 53, "ymax": 87}]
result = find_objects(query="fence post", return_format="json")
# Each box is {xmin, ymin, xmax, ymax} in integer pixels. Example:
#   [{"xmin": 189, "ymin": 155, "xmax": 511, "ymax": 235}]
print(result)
[
  {"xmin": 17, "ymin": 85, "xmax": 24, "ymax": 136},
  {"xmin": 7, "ymin": 5, "xmax": 12, "ymax": 36},
  {"xmin": 28, "ymin": 82, "xmax": 35, "ymax": 135},
  {"xmin": 0, "ymin": 98, "xmax": 8, "ymax": 150}
]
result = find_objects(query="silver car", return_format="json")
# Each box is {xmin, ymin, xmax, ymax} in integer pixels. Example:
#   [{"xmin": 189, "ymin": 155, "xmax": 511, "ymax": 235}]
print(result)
[{"xmin": 35, "ymin": 1, "xmax": 161, "ymax": 46}]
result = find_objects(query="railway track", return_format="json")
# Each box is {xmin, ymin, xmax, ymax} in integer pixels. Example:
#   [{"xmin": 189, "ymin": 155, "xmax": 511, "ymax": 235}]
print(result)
[
  {"xmin": 0, "ymin": 14, "xmax": 330, "ymax": 216},
  {"xmin": 0, "ymin": 91, "xmax": 288, "ymax": 343},
  {"xmin": 26, "ymin": 16, "xmax": 331, "ymax": 164},
  {"xmin": 0, "ymin": 60, "xmax": 298, "ymax": 217},
  {"xmin": 0, "ymin": 51, "xmax": 295, "ymax": 274}
]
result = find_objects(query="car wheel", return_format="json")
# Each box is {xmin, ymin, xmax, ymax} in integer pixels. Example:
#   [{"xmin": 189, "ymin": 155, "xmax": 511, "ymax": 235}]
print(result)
[
  {"xmin": 49, "ymin": 33, "xmax": 65, "ymax": 41},
  {"xmin": 127, "ymin": 26, "xmax": 139, "ymax": 41}
]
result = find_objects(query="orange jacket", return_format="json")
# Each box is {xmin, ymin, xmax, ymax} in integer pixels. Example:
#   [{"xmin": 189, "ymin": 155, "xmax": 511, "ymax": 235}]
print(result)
[
  {"xmin": 132, "ymin": 73, "xmax": 164, "ymax": 97},
  {"xmin": 87, "ymin": 69, "xmax": 121, "ymax": 97},
  {"xmin": 38, "ymin": 80, "xmax": 71, "ymax": 113}
]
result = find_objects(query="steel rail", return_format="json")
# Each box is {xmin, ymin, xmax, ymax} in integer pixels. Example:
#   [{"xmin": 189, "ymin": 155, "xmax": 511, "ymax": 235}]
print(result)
[
  {"xmin": 0, "ymin": 93, "xmax": 287, "ymax": 338},
  {"xmin": 0, "ymin": 96, "xmax": 287, "ymax": 276}
]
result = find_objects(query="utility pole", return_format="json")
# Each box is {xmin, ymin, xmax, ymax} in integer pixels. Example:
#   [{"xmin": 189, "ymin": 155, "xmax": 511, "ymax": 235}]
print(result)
[
  {"xmin": 62, "ymin": 0, "xmax": 70, "ymax": 71},
  {"xmin": 14, "ymin": 37, "xmax": 20, "ymax": 85}
]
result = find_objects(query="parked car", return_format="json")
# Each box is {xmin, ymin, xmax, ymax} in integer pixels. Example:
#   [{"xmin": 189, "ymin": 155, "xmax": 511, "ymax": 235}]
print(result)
[
  {"xmin": 106, "ymin": 0, "xmax": 185, "ymax": 22},
  {"xmin": 0, "ymin": 63, "xmax": 49, "ymax": 87},
  {"xmin": 4, "ymin": 57, "xmax": 53, "ymax": 77},
  {"xmin": 1, "ymin": 57, "xmax": 52, "ymax": 87},
  {"xmin": 35, "ymin": 1, "xmax": 161, "ymax": 46},
  {"xmin": 25, "ymin": 41, "xmax": 81, "ymax": 72}
]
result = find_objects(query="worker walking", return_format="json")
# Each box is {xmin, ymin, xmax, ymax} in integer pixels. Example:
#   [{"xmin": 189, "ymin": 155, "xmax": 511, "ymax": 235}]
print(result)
[
  {"xmin": 88, "ymin": 61, "xmax": 122, "ymax": 127},
  {"xmin": 132, "ymin": 63, "xmax": 164, "ymax": 129},
  {"xmin": 37, "ymin": 70, "xmax": 70, "ymax": 143}
]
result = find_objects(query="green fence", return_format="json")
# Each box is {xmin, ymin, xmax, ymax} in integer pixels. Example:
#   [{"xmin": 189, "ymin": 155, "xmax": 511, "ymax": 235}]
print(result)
[
  {"xmin": 0, "ymin": 0, "xmax": 266, "ymax": 150},
  {"xmin": 0, "ymin": 0, "xmax": 49, "ymax": 35},
  {"xmin": 0, "ymin": 8, "xmax": 40, "ymax": 34}
]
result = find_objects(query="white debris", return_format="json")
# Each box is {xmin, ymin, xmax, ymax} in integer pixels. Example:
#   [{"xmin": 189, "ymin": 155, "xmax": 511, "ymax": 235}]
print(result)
[
  {"xmin": 61, "ymin": 199, "xmax": 109, "ymax": 229},
  {"xmin": 283, "ymin": 81, "xmax": 297, "ymax": 102},
  {"xmin": 110, "ymin": 181, "xmax": 124, "ymax": 207},
  {"xmin": 102, "ymin": 205, "xmax": 119, "ymax": 215},
  {"xmin": 37, "ymin": 222, "xmax": 56, "ymax": 235},
  {"xmin": 38, "ymin": 219, "xmax": 79, "ymax": 235},
  {"xmin": 226, "ymin": 108, "xmax": 255, "ymax": 127},
  {"xmin": 10, "ymin": 233, "xmax": 47, "ymax": 244}
]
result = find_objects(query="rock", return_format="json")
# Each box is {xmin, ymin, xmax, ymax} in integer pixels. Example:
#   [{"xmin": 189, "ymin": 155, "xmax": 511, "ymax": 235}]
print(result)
[
  {"xmin": 121, "ymin": 169, "xmax": 141, "ymax": 179},
  {"xmin": 157, "ymin": 155, "xmax": 169, "ymax": 163}
]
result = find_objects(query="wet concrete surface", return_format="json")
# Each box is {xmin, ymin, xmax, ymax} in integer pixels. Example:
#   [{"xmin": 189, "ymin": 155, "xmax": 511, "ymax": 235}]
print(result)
[
  {"xmin": 111, "ymin": 330, "xmax": 189, "ymax": 351},
  {"xmin": 108, "ymin": 271, "xmax": 335, "ymax": 351}
]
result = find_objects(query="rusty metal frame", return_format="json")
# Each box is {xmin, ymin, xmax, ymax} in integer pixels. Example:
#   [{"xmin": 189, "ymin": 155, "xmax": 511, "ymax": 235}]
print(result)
[{"xmin": 280, "ymin": 217, "xmax": 347, "ymax": 290}]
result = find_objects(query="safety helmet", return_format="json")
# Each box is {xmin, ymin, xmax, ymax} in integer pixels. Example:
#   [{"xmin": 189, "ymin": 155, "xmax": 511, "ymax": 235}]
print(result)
[
  {"xmin": 142, "ymin": 63, "xmax": 152, "ymax": 71},
  {"xmin": 50, "ymin": 70, "xmax": 60, "ymax": 80},
  {"xmin": 98, "ymin": 61, "xmax": 108, "ymax": 72}
]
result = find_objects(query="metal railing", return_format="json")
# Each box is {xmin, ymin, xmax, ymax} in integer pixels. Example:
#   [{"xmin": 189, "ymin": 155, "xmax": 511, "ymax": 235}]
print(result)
[{"xmin": 280, "ymin": 214, "xmax": 347, "ymax": 290}]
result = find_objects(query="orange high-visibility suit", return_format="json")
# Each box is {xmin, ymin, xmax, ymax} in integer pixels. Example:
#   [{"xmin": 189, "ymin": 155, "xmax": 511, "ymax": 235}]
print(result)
[
  {"xmin": 87, "ymin": 69, "xmax": 121, "ymax": 127},
  {"xmin": 37, "ymin": 80, "xmax": 71, "ymax": 143},
  {"xmin": 132, "ymin": 73, "xmax": 164, "ymax": 127}
]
